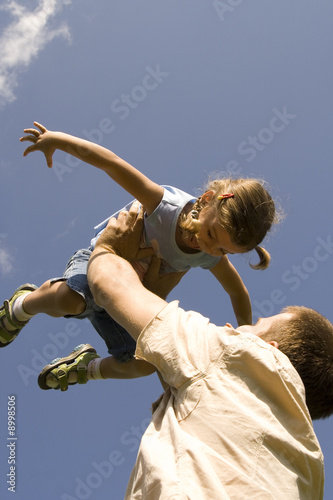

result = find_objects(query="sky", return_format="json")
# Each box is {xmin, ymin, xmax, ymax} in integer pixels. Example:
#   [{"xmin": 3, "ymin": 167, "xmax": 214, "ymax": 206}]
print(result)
[{"xmin": 0, "ymin": 0, "xmax": 332, "ymax": 498}]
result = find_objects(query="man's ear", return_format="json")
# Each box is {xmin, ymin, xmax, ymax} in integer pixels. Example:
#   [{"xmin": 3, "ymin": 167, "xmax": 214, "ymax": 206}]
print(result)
[{"xmin": 268, "ymin": 340, "xmax": 279, "ymax": 349}]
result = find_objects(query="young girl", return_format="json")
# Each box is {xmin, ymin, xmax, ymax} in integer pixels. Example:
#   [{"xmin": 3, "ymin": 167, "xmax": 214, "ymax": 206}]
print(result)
[{"xmin": 1, "ymin": 122, "xmax": 278, "ymax": 387}]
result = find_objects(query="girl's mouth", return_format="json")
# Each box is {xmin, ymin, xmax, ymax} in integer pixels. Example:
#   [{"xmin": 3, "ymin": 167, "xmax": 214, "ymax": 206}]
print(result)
[{"xmin": 187, "ymin": 234, "xmax": 201, "ymax": 249}]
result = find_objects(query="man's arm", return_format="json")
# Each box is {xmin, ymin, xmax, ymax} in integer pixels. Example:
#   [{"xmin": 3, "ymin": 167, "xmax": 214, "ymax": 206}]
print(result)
[
  {"xmin": 87, "ymin": 202, "xmax": 171, "ymax": 340},
  {"xmin": 20, "ymin": 122, "xmax": 163, "ymax": 215},
  {"xmin": 89, "ymin": 251, "xmax": 166, "ymax": 340}
]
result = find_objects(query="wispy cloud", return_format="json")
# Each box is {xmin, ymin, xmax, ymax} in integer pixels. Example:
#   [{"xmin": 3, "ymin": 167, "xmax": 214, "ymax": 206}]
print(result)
[
  {"xmin": 0, "ymin": 0, "xmax": 72, "ymax": 107},
  {"xmin": 0, "ymin": 247, "xmax": 14, "ymax": 275},
  {"xmin": 53, "ymin": 217, "xmax": 78, "ymax": 241}
]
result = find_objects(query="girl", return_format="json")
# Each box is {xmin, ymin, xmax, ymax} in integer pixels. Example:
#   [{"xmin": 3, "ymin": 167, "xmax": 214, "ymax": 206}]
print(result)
[{"xmin": 1, "ymin": 122, "xmax": 278, "ymax": 385}]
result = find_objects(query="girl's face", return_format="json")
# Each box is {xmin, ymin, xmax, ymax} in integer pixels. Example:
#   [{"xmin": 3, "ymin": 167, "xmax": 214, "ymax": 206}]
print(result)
[{"xmin": 185, "ymin": 204, "xmax": 245, "ymax": 256}]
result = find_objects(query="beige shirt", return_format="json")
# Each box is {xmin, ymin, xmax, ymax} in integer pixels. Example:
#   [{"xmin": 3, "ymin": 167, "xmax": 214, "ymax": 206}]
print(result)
[{"xmin": 125, "ymin": 302, "xmax": 324, "ymax": 500}]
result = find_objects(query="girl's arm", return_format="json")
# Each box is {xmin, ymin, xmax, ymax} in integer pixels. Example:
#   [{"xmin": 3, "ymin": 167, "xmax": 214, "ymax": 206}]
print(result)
[
  {"xmin": 209, "ymin": 256, "xmax": 252, "ymax": 326},
  {"xmin": 20, "ymin": 122, "xmax": 164, "ymax": 215}
]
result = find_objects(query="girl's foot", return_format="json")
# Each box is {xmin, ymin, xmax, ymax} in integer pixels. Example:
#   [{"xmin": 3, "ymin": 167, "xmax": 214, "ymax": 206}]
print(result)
[
  {"xmin": 0, "ymin": 284, "xmax": 37, "ymax": 347},
  {"xmin": 38, "ymin": 344, "xmax": 100, "ymax": 391}
]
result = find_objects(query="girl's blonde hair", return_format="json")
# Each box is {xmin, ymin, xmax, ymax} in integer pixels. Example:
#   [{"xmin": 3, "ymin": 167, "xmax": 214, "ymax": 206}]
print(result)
[{"xmin": 180, "ymin": 177, "xmax": 279, "ymax": 270}]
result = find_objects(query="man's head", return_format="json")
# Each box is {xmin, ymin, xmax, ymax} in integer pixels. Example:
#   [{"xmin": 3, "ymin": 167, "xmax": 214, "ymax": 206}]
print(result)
[{"xmin": 238, "ymin": 306, "xmax": 333, "ymax": 420}]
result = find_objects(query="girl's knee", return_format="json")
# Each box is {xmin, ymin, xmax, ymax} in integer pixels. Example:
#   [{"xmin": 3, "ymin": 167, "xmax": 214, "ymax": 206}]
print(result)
[
  {"xmin": 50, "ymin": 281, "xmax": 86, "ymax": 316},
  {"xmin": 60, "ymin": 284, "xmax": 86, "ymax": 315}
]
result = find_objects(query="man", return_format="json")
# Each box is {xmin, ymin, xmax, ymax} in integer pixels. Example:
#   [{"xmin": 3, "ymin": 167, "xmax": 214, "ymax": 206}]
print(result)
[{"xmin": 44, "ymin": 203, "xmax": 333, "ymax": 499}]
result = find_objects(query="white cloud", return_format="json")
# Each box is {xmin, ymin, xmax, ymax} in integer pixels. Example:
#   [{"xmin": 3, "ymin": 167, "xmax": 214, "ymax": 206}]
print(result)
[
  {"xmin": 0, "ymin": 0, "xmax": 72, "ymax": 107},
  {"xmin": 0, "ymin": 248, "xmax": 14, "ymax": 275}
]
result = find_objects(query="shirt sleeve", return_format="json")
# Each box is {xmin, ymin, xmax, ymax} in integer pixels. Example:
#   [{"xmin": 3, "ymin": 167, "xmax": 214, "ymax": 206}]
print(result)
[{"xmin": 135, "ymin": 301, "xmax": 239, "ymax": 389}]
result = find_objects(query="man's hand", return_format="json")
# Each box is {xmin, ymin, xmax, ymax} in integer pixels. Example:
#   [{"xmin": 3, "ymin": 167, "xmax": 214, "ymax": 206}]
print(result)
[
  {"xmin": 94, "ymin": 201, "xmax": 154, "ymax": 262},
  {"xmin": 87, "ymin": 202, "xmax": 168, "ymax": 340},
  {"xmin": 143, "ymin": 255, "xmax": 187, "ymax": 299}
]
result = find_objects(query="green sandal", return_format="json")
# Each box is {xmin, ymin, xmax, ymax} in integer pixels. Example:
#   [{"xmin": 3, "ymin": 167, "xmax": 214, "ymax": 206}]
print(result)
[
  {"xmin": 38, "ymin": 344, "xmax": 100, "ymax": 391},
  {"xmin": 0, "ymin": 283, "xmax": 38, "ymax": 348}
]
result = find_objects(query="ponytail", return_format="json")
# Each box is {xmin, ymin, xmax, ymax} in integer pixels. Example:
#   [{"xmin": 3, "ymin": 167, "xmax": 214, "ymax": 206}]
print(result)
[{"xmin": 250, "ymin": 245, "xmax": 271, "ymax": 270}]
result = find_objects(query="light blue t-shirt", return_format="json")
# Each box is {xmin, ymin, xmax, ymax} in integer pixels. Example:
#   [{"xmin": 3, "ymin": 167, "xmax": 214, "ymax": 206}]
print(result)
[{"xmin": 91, "ymin": 185, "xmax": 221, "ymax": 274}]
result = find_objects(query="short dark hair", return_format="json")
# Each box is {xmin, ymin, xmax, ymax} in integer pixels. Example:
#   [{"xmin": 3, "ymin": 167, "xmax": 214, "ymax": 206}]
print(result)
[{"xmin": 272, "ymin": 306, "xmax": 333, "ymax": 420}]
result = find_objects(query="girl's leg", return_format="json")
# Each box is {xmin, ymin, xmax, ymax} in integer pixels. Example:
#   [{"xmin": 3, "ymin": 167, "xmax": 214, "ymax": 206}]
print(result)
[
  {"xmin": 0, "ymin": 280, "xmax": 85, "ymax": 344},
  {"xmin": 43, "ymin": 351, "xmax": 156, "ymax": 390},
  {"xmin": 1, "ymin": 250, "xmax": 90, "ymax": 347},
  {"xmin": 100, "ymin": 356, "xmax": 156, "ymax": 379},
  {"xmin": 23, "ymin": 280, "xmax": 86, "ymax": 317}
]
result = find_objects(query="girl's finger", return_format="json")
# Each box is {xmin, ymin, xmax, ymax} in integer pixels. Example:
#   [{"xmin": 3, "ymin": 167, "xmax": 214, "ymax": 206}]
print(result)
[
  {"xmin": 22, "ymin": 145, "xmax": 36, "ymax": 156},
  {"xmin": 22, "ymin": 129, "xmax": 39, "ymax": 137},
  {"xmin": 20, "ymin": 134, "xmax": 38, "ymax": 143},
  {"xmin": 34, "ymin": 122, "xmax": 47, "ymax": 133}
]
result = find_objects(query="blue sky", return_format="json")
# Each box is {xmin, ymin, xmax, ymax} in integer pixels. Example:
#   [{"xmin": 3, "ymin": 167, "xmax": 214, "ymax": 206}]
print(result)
[{"xmin": 0, "ymin": 1, "xmax": 332, "ymax": 498}]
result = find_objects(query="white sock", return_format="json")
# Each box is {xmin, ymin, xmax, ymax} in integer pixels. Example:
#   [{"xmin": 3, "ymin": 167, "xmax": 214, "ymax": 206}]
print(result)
[
  {"xmin": 87, "ymin": 358, "xmax": 104, "ymax": 380},
  {"xmin": 12, "ymin": 293, "xmax": 35, "ymax": 322}
]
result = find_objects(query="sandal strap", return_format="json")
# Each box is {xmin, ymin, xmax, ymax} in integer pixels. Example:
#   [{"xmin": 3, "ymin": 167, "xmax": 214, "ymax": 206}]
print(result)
[
  {"xmin": 77, "ymin": 361, "xmax": 88, "ymax": 384},
  {"xmin": 54, "ymin": 359, "xmax": 89, "ymax": 391},
  {"xmin": 0, "ymin": 315, "xmax": 19, "ymax": 339},
  {"xmin": 57, "ymin": 365, "xmax": 69, "ymax": 392}
]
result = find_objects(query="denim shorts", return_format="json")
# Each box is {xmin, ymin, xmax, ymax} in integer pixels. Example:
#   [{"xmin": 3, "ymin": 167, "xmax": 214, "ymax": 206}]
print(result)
[{"xmin": 51, "ymin": 248, "xmax": 136, "ymax": 362}]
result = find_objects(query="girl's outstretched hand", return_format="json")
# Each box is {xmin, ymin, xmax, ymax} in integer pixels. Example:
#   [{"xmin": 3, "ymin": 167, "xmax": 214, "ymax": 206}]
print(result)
[{"xmin": 19, "ymin": 121, "xmax": 56, "ymax": 168}]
